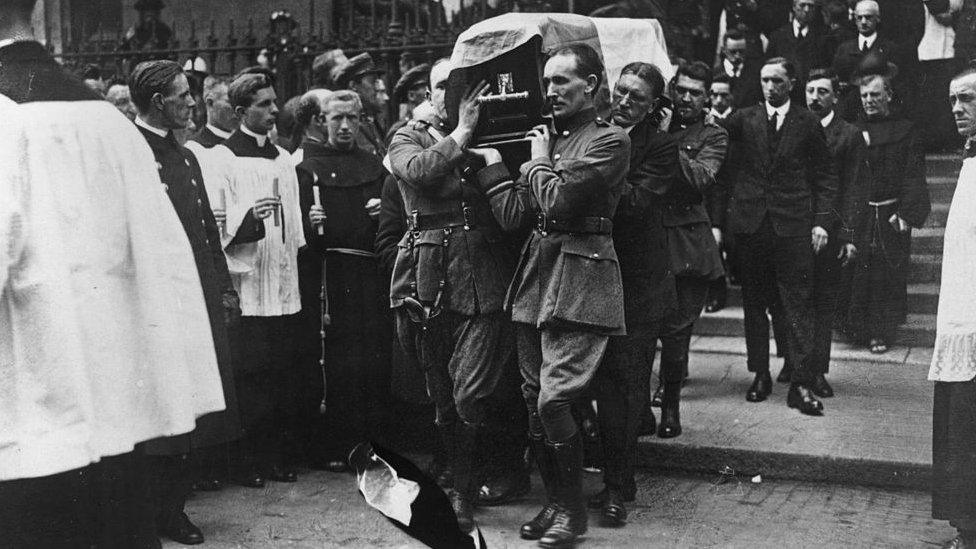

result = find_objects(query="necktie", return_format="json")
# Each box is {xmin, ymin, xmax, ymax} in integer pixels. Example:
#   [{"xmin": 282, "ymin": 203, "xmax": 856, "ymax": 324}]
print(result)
[
  {"xmin": 861, "ymin": 40, "xmax": 868, "ymax": 52},
  {"xmin": 768, "ymin": 111, "xmax": 779, "ymax": 135}
]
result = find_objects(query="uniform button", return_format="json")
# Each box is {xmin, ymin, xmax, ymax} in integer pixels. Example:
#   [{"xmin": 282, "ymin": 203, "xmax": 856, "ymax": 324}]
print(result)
[
  {"xmin": 191, "ymin": 179, "xmax": 198, "ymax": 186},
  {"xmin": 461, "ymin": 178, "xmax": 466, "ymax": 184},
  {"xmin": 561, "ymin": 130, "xmax": 570, "ymax": 137},
  {"xmin": 184, "ymin": 159, "xmax": 190, "ymax": 166},
  {"xmin": 554, "ymin": 154, "xmax": 561, "ymax": 160},
  {"xmin": 331, "ymin": 173, "xmax": 337, "ymax": 178},
  {"xmin": 197, "ymin": 199, "xmax": 203, "ymax": 206},
  {"xmin": 591, "ymin": 253, "xmax": 599, "ymax": 258}
]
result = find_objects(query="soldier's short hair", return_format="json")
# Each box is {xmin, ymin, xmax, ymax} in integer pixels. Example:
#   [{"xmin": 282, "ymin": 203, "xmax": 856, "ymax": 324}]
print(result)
[
  {"xmin": 675, "ymin": 60, "xmax": 713, "ymax": 89},
  {"xmin": 323, "ymin": 89, "xmax": 363, "ymax": 114},
  {"xmin": 619, "ymin": 62, "xmax": 666, "ymax": 100},
  {"xmin": 763, "ymin": 56, "xmax": 797, "ymax": 80},
  {"xmin": 549, "ymin": 43, "xmax": 604, "ymax": 91},
  {"xmin": 129, "ymin": 60, "xmax": 183, "ymax": 112},
  {"xmin": 807, "ymin": 68, "xmax": 840, "ymax": 93},
  {"xmin": 228, "ymin": 73, "xmax": 274, "ymax": 109}
]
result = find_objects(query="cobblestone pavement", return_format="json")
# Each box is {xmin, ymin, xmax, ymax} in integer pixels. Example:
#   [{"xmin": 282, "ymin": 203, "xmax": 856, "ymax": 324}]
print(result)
[{"xmin": 169, "ymin": 466, "xmax": 953, "ymax": 548}]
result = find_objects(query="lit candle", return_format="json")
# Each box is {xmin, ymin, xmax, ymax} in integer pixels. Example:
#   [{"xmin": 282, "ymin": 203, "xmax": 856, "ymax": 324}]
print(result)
[
  {"xmin": 312, "ymin": 186, "xmax": 324, "ymax": 236},
  {"xmin": 272, "ymin": 178, "xmax": 280, "ymax": 227}
]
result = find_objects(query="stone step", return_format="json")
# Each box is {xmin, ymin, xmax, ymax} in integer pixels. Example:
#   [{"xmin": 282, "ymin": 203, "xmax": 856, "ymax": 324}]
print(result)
[
  {"xmin": 925, "ymin": 153, "xmax": 962, "ymax": 176},
  {"xmin": 910, "ymin": 253, "xmax": 942, "ymax": 283},
  {"xmin": 912, "ymin": 226, "xmax": 944, "ymax": 254},
  {"xmin": 694, "ymin": 306, "xmax": 937, "ymax": 347},
  {"xmin": 924, "ymin": 202, "xmax": 949, "ymax": 228},
  {"xmin": 928, "ymin": 176, "xmax": 957, "ymax": 204},
  {"xmin": 717, "ymin": 282, "xmax": 940, "ymax": 314}
]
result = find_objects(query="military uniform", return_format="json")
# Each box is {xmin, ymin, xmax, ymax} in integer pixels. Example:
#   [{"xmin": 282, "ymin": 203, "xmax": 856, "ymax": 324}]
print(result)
[{"xmin": 387, "ymin": 116, "xmax": 516, "ymax": 520}]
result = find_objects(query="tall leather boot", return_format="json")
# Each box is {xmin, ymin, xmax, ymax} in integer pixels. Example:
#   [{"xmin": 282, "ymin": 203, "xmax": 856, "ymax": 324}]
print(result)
[
  {"xmin": 520, "ymin": 434, "xmax": 560, "ymax": 540},
  {"xmin": 538, "ymin": 433, "xmax": 587, "ymax": 548},
  {"xmin": 450, "ymin": 422, "xmax": 483, "ymax": 533},
  {"xmin": 657, "ymin": 381, "xmax": 682, "ymax": 438}
]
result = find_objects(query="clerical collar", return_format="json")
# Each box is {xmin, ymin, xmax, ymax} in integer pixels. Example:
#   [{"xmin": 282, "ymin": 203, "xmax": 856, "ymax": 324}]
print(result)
[
  {"xmin": 765, "ymin": 100, "xmax": 790, "ymax": 119},
  {"xmin": 820, "ymin": 110, "xmax": 835, "ymax": 128},
  {"xmin": 240, "ymin": 124, "xmax": 269, "ymax": 147},
  {"xmin": 135, "ymin": 115, "xmax": 170, "ymax": 138},
  {"xmin": 860, "ymin": 33, "xmax": 877, "ymax": 50},
  {"xmin": 206, "ymin": 124, "xmax": 233, "ymax": 140},
  {"xmin": 793, "ymin": 19, "xmax": 808, "ymax": 38}
]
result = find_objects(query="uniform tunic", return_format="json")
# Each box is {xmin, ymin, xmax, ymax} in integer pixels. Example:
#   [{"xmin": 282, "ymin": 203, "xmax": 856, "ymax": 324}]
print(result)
[{"xmin": 846, "ymin": 117, "xmax": 930, "ymax": 342}]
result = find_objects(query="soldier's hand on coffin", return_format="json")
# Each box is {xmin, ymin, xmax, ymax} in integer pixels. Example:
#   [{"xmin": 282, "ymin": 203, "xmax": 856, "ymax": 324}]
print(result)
[
  {"xmin": 468, "ymin": 147, "xmax": 502, "ymax": 165},
  {"xmin": 213, "ymin": 206, "xmax": 227, "ymax": 227},
  {"xmin": 453, "ymin": 80, "xmax": 490, "ymax": 145},
  {"xmin": 811, "ymin": 226, "xmax": 828, "ymax": 253},
  {"xmin": 527, "ymin": 124, "xmax": 551, "ymax": 160},
  {"xmin": 838, "ymin": 243, "xmax": 857, "ymax": 267},
  {"xmin": 252, "ymin": 196, "xmax": 280, "ymax": 220},
  {"xmin": 365, "ymin": 198, "xmax": 382, "ymax": 219},
  {"xmin": 888, "ymin": 213, "xmax": 910, "ymax": 233},
  {"xmin": 309, "ymin": 204, "xmax": 327, "ymax": 227}
]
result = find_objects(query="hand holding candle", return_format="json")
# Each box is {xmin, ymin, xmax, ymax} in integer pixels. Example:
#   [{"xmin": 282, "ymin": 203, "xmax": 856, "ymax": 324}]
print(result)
[
  {"xmin": 272, "ymin": 178, "xmax": 281, "ymax": 227},
  {"xmin": 311, "ymin": 186, "xmax": 325, "ymax": 235},
  {"xmin": 215, "ymin": 189, "xmax": 227, "ymax": 233}
]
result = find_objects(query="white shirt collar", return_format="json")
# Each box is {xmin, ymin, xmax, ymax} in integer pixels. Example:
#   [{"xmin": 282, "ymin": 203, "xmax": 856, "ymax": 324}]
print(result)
[
  {"xmin": 860, "ymin": 32, "xmax": 877, "ymax": 49},
  {"xmin": 793, "ymin": 19, "xmax": 808, "ymax": 38},
  {"xmin": 710, "ymin": 107, "xmax": 732, "ymax": 119},
  {"xmin": 765, "ymin": 100, "xmax": 790, "ymax": 119},
  {"xmin": 206, "ymin": 124, "xmax": 233, "ymax": 140},
  {"xmin": 820, "ymin": 110, "xmax": 835, "ymax": 128},
  {"xmin": 135, "ymin": 116, "xmax": 169, "ymax": 138},
  {"xmin": 240, "ymin": 124, "xmax": 268, "ymax": 147},
  {"xmin": 723, "ymin": 58, "xmax": 741, "ymax": 77}
]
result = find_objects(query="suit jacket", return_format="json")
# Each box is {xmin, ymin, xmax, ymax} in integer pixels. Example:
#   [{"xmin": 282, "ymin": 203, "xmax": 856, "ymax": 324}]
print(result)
[
  {"xmin": 723, "ymin": 103, "xmax": 838, "ymax": 236},
  {"xmin": 611, "ymin": 118, "xmax": 679, "ymax": 324},
  {"xmin": 832, "ymin": 36, "xmax": 901, "ymax": 83},
  {"xmin": 822, "ymin": 114, "xmax": 867, "ymax": 244},
  {"xmin": 477, "ymin": 108, "xmax": 631, "ymax": 334},
  {"xmin": 766, "ymin": 24, "xmax": 830, "ymax": 104},
  {"xmin": 713, "ymin": 58, "xmax": 764, "ymax": 110}
]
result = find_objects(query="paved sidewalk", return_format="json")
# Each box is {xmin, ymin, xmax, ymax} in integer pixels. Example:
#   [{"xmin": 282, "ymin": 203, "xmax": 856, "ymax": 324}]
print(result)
[
  {"xmin": 170, "ymin": 469, "xmax": 953, "ymax": 548},
  {"xmin": 638, "ymin": 346, "xmax": 934, "ymax": 489}
]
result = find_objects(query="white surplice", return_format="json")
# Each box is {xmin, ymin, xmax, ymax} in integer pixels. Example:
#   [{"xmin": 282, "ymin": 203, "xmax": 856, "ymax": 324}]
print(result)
[
  {"xmin": 0, "ymin": 100, "xmax": 225, "ymax": 480},
  {"xmin": 929, "ymin": 156, "xmax": 976, "ymax": 382}
]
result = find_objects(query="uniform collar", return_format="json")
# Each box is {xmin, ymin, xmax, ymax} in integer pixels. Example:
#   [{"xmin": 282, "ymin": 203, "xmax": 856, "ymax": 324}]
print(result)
[
  {"xmin": 135, "ymin": 115, "xmax": 169, "ymax": 138},
  {"xmin": 554, "ymin": 107, "xmax": 598, "ymax": 135}
]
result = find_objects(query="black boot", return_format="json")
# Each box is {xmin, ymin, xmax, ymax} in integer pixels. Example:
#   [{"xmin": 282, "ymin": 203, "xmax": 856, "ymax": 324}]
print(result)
[
  {"xmin": 449, "ymin": 423, "xmax": 482, "ymax": 533},
  {"xmin": 430, "ymin": 423, "xmax": 455, "ymax": 491},
  {"xmin": 657, "ymin": 381, "xmax": 682, "ymax": 439},
  {"xmin": 538, "ymin": 433, "xmax": 587, "ymax": 548},
  {"xmin": 520, "ymin": 434, "xmax": 560, "ymax": 540}
]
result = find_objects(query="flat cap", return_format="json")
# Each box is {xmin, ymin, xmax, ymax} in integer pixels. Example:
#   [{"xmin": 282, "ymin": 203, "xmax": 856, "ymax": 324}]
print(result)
[
  {"xmin": 392, "ymin": 63, "xmax": 430, "ymax": 104},
  {"xmin": 334, "ymin": 53, "xmax": 384, "ymax": 89}
]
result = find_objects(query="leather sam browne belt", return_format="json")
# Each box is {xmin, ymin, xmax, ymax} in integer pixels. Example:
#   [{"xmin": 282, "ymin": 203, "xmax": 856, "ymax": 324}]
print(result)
[
  {"xmin": 407, "ymin": 204, "xmax": 479, "ymax": 231},
  {"xmin": 536, "ymin": 213, "xmax": 613, "ymax": 235}
]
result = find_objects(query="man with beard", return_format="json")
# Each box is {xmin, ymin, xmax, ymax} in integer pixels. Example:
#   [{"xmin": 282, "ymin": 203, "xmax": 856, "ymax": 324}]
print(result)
[
  {"xmin": 0, "ymin": 2, "xmax": 224, "ymax": 545},
  {"xmin": 587, "ymin": 61, "xmax": 680, "ymax": 528},
  {"xmin": 296, "ymin": 90, "xmax": 390, "ymax": 471},
  {"xmin": 129, "ymin": 60, "xmax": 243, "ymax": 546},
  {"xmin": 845, "ymin": 74, "xmax": 929, "ymax": 353},
  {"xmin": 723, "ymin": 57, "xmax": 837, "ymax": 415},
  {"xmin": 386, "ymin": 58, "xmax": 516, "ymax": 533},
  {"xmin": 651, "ymin": 61, "xmax": 727, "ymax": 437},
  {"xmin": 336, "ymin": 53, "xmax": 388, "ymax": 156},
  {"xmin": 473, "ymin": 43, "xmax": 631, "ymax": 547},
  {"xmin": 775, "ymin": 68, "xmax": 863, "ymax": 396},
  {"xmin": 201, "ymin": 72, "xmax": 306, "ymax": 486}
]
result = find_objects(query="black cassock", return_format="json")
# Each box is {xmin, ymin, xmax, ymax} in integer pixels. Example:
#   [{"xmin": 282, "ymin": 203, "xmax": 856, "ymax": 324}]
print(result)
[
  {"xmin": 844, "ymin": 117, "xmax": 930, "ymax": 343},
  {"xmin": 296, "ymin": 140, "xmax": 392, "ymax": 463}
]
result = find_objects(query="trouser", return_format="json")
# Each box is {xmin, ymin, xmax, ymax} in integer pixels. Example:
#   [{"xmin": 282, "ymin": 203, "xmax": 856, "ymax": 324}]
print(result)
[
  {"xmin": 736, "ymin": 220, "xmax": 816, "ymax": 384},
  {"xmin": 0, "ymin": 447, "xmax": 155, "ymax": 549},
  {"xmin": 236, "ymin": 314, "xmax": 304, "ymax": 472},
  {"xmin": 149, "ymin": 454, "xmax": 193, "ymax": 530},
  {"xmin": 398, "ymin": 309, "xmax": 511, "ymax": 427},
  {"xmin": 516, "ymin": 323, "xmax": 609, "ymax": 443},
  {"xmin": 932, "ymin": 379, "xmax": 976, "ymax": 528},
  {"xmin": 659, "ymin": 276, "xmax": 712, "ymax": 383},
  {"xmin": 780, "ymin": 237, "xmax": 846, "ymax": 374},
  {"xmin": 593, "ymin": 320, "xmax": 663, "ymax": 499}
]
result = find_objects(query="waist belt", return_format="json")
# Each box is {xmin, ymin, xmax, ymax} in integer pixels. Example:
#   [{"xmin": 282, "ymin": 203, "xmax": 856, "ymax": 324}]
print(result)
[
  {"xmin": 868, "ymin": 198, "xmax": 899, "ymax": 207},
  {"xmin": 325, "ymin": 247, "xmax": 376, "ymax": 258},
  {"xmin": 536, "ymin": 214, "xmax": 613, "ymax": 235},
  {"xmin": 407, "ymin": 205, "xmax": 478, "ymax": 231}
]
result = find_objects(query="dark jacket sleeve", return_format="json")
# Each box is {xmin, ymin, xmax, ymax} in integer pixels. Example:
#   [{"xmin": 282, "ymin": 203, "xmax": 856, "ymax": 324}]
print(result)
[
  {"xmin": 375, "ymin": 174, "xmax": 406, "ymax": 275},
  {"xmin": 476, "ymin": 162, "xmax": 538, "ymax": 233},
  {"xmin": 836, "ymin": 128, "xmax": 867, "ymax": 244},
  {"xmin": 619, "ymin": 131, "xmax": 679, "ymax": 216},
  {"xmin": 677, "ymin": 126, "xmax": 729, "ymax": 195},
  {"xmin": 229, "ymin": 210, "xmax": 266, "ymax": 245},
  {"xmin": 806, "ymin": 119, "xmax": 840, "ymax": 230},
  {"xmin": 897, "ymin": 131, "xmax": 931, "ymax": 228},
  {"xmin": 388, "ymin": 125, "xmax": 466, "ymax": 191}
]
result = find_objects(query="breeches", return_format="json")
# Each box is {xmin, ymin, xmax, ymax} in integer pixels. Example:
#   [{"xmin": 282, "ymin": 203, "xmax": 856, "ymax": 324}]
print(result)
[
  {"xmin": 516, "ymin": 323, "xmax": 609, "ymax": 443},
  {"xmin": 659, "ymin": 276, "xmax": 711, "ymax": 382}
]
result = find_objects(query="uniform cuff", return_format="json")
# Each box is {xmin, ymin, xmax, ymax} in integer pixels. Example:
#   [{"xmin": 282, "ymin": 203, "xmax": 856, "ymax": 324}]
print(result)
[
  {"xmin": 477, "ymin": 162, "xmax": 514, "ymax": 197},
  {"xmin": 520, "ymin": 157, "xmax": 553, "ymax": 181}
]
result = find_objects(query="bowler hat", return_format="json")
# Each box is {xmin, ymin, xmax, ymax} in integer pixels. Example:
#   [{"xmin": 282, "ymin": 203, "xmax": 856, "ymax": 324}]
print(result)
[
  {"xmin": 392, "ymin": 63, "xmax": 431, "ymax": 104},
  {"xmin": 334, "ymin": 53, "xmax": 385, "ymax": 89}
]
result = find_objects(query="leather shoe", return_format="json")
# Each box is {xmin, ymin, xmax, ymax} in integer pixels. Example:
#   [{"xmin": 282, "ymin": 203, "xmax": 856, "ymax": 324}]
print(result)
[
  {"xmin": 787, "ymin": 383, "xmax": 824, "ymax": 415},
  {"xmin": 810, "ymin": 374, "xmax": 834, "ymax": 398},
  {"xmin": 268, "ymin": 465, "xmax": 298, "ymax": 483},
  {"xmin": 600, "ymin": 490, "xmax": 628, "ymax": 527},
  {"xmin": 941, "ymin": 535, "xmax": 973, "ymax": 549},
  {"xmin": 746, "ymin": 372, "xmax": 772, "ymax": 402},
  {"xmin": 650, "ymin": 384, "xmax": 664, "ymax": 408},
  {"xmin": 705, "ymin": 298, "xmax": 725, "ymax": 313},
  {"xmin": 161, "ymin": 513, "xmax": 204, "ymax": 545},
  {"xmin": 776, "ymin": 364, "xmax": 793, "ymax": 384},
  {"xmin": 235, "ymin": 471, "xmax": 265, "ymax": 488},
  {"xmin": 477, "ymin": 470, "xmax": 531, "ymax": 506}
]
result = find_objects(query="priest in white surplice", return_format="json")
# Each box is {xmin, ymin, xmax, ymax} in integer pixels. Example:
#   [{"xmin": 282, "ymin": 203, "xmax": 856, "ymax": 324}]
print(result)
[
  {"xmin": 929, "ymin": 67, "xmax": 976, "ymax": 549},
  {"xmin": 199, "ymin": 72, "xmax": 306, "ymax": 486}
]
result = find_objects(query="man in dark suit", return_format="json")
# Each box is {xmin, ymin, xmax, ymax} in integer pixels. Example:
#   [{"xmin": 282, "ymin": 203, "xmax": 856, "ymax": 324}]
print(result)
[
  {"xmin": 714, "ymin": 29, "xmax": 764, "ymax": 109},
  {"xmin": 723, "ymin": 57, "xmax": 838, "ymax": 415},
  {"xmin": 832, "ymin": 0, "xmax": 905, "ymax": 119},
  {"xmin": 766, "ymin": 0, "xmax": 831, "ymax": 105},
  {"xmin": 777, "ymin": 68, "xmax": 865, "ymax": 397}
]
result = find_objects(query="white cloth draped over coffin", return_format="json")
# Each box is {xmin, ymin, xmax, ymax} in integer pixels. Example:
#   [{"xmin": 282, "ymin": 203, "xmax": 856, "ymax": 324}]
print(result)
[
  {"xmin": 0, "ymin": 100, "xmax": 224, "ymax": 481},
  {"xmin": 450, "ymin": 13, "xmax": 674, "ymax": 93},
  {"xmin": 930, "ymin": 156, "xmax": 976, "ymax": 382},
  {"xmin": 198, "ymin": 143, "xmax": 305, "ymax": 317}
]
